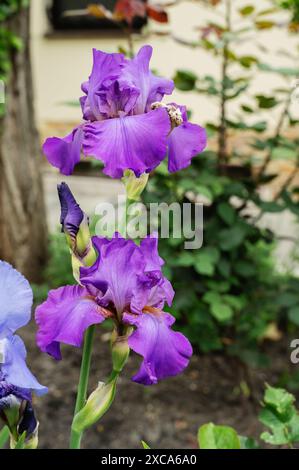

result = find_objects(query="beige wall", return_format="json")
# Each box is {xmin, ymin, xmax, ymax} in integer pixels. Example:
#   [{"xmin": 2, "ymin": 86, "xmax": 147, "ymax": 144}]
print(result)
[{"xmin": 30, "ymin": 0, "xmax": 299, "ymax": 135}]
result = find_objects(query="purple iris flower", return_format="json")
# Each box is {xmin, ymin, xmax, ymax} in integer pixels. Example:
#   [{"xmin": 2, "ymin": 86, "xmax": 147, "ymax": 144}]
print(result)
[
  {"xmin": 0, "ymin": 261, "xmax": 47, "ymax": 419},
  {"xmin": 43, "ymin": 45, "xmax": 207, "ymax": 179},
  {"xmin": 35, "ymin": 234, "xmax": 192, "ymax": 385}
]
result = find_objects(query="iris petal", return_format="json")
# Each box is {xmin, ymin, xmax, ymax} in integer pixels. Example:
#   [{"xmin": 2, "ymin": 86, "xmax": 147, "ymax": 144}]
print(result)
[
  {"xmin": 35, "ymin": 285, "xmax": 105, "ymax": 359},
  {"xmin": 168, "ymin": 122, "xmax": 207, "ymax": 173},
  {"xmin": 83, "ymin": 108, "xmax": 170, "ymax": 178},
  {"xmin": 124, "ymin": 311, "xmax": 192, "ymax": 385},
  {"xmin": 43, "ymin": 127, "xmax": 84, "ymax": 176},
  {"xmin": 0, "ymin": 261, "xmax": 33, "ymax": 338},
  {"xmin": 1, "ymin": 336, "xmax": 47, "ymax": 395}
]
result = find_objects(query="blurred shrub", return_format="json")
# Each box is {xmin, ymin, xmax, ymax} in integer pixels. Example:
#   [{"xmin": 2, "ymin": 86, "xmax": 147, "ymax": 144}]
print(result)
[
  {"xmin": 143, "ymin": 155, "xmax": 299, "ymax": 362},
  {"xmin": 144, "ymin": 0, "xmax": 299, "ymax": 362}
]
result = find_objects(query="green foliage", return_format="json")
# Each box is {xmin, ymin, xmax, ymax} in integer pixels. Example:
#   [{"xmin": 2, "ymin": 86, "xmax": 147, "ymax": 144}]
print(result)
[
  {"xmin": 143, "ymin": 152, "xmax": 299, "ymax": 358},
  {"xmin": 32, "ymin": 231, "xmax": 74, "ymax": 305},
  {"xmin": 142, "ymin": 0, "xmax": 299, "ymax": 359},
  {"xmin": 198, "ymin": 386, "xmax": 299, "ymax": 449},
  {"xmin": 198, "ymin": 423, "xmax": 241, "ymax": 449},
  {"xmin": 0, "ymin": 426, "xmax": 9, "ymax": 449},
  {"xmin": 259, "ymin": 385, "xmax": 299, "ymax": 446},
  {"xmin": 141, "ymin": 440, "xmax": 151, "ymax": 449},
  {"xmin": 279, "ymin": 0, "xmax": 299, "ymax": 23},
  {"xmin": 0, "ymin": 0, "xmax": 29, "ymax": 115}
]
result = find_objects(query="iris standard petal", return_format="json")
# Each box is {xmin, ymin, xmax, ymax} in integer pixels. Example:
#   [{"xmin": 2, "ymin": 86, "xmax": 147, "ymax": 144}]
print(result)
[
  {"xmin": 80, "ymin": 236, "xmax": 145, "ymax": 315},
  {"xmin": 123, "ymin": 311, "xmax": 192, "ymax": 385},
  {"xmin": 0, "ymin": 261, "xmax": 33, "ymax": 338},
  {"xmin": 35, "ymin": 285, "xmax": 106, "ymax": 359},
  {"xmin": 83, "ymin": 108, "xmax": 170, "ymax": 178},
  {"xmin": 1, "ymin": 336, "xmax": 47, "ymax": 396},
  {"xmin": 168, "ymin": 122, "xmax": 207, "ymax": 173},
  {"xmin": 140, "ymin": 234, "xmax": 164, "ymax": 272},
  {"xmin": 43, "ymin": 127, "xmax": 84, "ymax": 176},
  {"xmin": 130, "ymin": 234, "xmax": 174, "ymax": 313},
  {"xmin": 120, "ymin": 45, "xmax": 174, "ymax": 114},
  {"xmin": 81, "ymin": 49, "xmax": 124, "ymax": 120}
]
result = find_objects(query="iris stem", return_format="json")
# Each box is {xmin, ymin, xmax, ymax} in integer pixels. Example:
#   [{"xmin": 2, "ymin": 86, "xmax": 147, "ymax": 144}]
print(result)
[{"xmin": 70, "ymin": 325, "xmax": 95, "ymax": 449}]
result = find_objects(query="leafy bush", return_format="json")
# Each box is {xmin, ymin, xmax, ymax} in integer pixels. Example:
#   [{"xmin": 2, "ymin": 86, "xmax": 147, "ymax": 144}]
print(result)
[{"xmin": 143, "ymin": 0, "xmax": 299, "ymax": 360}]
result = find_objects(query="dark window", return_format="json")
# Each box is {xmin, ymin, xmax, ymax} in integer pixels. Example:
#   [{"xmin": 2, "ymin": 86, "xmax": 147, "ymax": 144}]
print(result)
[{"xmin": 47, "ymin": 0, "xmax": 147, "ymax": 31}]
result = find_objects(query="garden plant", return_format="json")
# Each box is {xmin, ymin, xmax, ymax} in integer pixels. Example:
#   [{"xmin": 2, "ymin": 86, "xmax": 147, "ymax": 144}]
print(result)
[{"xmin": 1, "ymin": 0, "xmax": 299, "ymax": 452}]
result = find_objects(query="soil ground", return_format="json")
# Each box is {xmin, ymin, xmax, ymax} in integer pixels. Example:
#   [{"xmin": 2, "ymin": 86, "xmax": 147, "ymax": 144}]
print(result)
[{"xmin": 20, "ymin": 322, "xmax": 299, "ymax": 449}]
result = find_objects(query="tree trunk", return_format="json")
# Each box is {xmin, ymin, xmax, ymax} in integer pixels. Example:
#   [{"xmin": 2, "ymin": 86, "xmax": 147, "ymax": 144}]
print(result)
[{"xmin": 0, "ymin": 6, "xmax": 47, "ymax": 282}]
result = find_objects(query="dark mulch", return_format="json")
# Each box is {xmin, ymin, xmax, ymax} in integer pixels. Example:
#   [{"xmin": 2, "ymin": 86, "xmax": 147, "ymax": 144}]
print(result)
[{"xmin": 20, "ymin": 322, "xmax": 298, "ymax": 449}]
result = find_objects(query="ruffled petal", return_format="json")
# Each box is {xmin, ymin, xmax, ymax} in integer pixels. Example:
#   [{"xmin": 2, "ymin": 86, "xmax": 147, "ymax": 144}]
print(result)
[
  {"xmin": 43, "ymin": 127, "xmax": 84, "ymax": 176},
  {"xmin": 120, "ymin": 45, "xmax": 174, "ymax": 114},
  {"xmin": 83, "ymin": 108, "xmax": 170, "ymax": 178},
  {"xmin": 146, "ymin": 73, "xmax": 175, "ymax": 112},
  {"xmin": 168, "ymin": 122, "xmax": 207, "ymax": 173},
  {"xmin": 140, "ymin": 234, "xmax": 164, "ymax": 272},
  {"xmin": 123, "ymin": 311, "xmax": 192, "ymax": 385},
  {"xmin": 80, "ymin": 236, "xmax": 145, "ymax": 315},
  {"xmin": 0, "ymin": 261, "xmax": 33, "ymax": 338},
  {"xmin": 81, "ymin": 49, "xmax": 124, "ymax": 120},
  {"xmin": 130, "ymin": 234, "xmax": 174, "ymax": 313},
  {"xmin": 35, "ymin": 285, "xmax": 105, "ymax": 359},
  {"xmin": 1, "ymin": 336, "xmax": 47, "ymax": 396},
  {"xmin": 146, "ymin": 278, "xmax": 174, "ymax": 309}
]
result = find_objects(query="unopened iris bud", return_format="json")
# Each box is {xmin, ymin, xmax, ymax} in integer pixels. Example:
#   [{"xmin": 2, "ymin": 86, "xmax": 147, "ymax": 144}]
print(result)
[
  {"xmin": 1, "ymin": 398, "xmax": 39, "ymax": 449},
  {"xmin": 57, "ymin": 182, "xmax": 97, "ymax": 280},
  {"xmin": 122, "ymin": 170, "xmax": 149, "ymax": 201},
  {"xmin": 72, "ymin": 379, "xmax": 117, "ymax": 434},
  {"xmin": 111, "ymin": 329, "xmax": 130, "ymax": 374}
]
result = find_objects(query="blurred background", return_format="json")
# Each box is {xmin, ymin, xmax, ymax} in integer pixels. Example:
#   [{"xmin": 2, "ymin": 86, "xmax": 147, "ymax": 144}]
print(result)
[{"xmin": 1, "ymin": 0, "xmax": 299, "ymax": 448}]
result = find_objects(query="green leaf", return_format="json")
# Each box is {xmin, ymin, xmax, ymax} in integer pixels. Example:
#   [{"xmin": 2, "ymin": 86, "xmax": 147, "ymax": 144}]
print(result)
[
  {"xmin": 217, "ymin": 258, "xmax": 231, "ymax": 278},
  {"xmin": 239, "ymin": 436, "xmax": 259, "ymax": 449},
  {"xmin": 203, "ymin": 291, "xmax": 221, "ymax": 305},
  {"xmin": 255, "ymin": 20, "xmax": 275, "ymax": 30},
  {"xmin": 241, "ymin": 104, "xmax": 254, "ymax": 113},
  {"xmin": 257, "ymin": 201, "xmax": 284, "ymax": 212},
  {"xmin": 259, "ymin": 385, "xmax": 299, "ymax": 446},
  {"xmin": 256, "ymin": 95, "xmax": 279, "ymax": 109},
  {"xmin": 218, "ymin": 225, "xmax": 248, "ymax": 251},
  {"xmin": 210, "ymin": 302, "xmax": 233, "ymax": 322},
  {"xmin": 174, "ymin": 70, "xmax": 197, "ymax": 91},
  {"xmin": 238, "ymin": 55, "xmax": 258, "ymax": 68},
  {"xmin": 0, "ymin": 426, "xmax": 10, "ymax": 449},
  {"xmin": 195, "ymin": 185, "xmax": 213, "ymax": 202},
  {"xmin": 258, "ymin": 63, "xmax": 299, "ymax": 76},
  {"xmin": 14, "ymin": 432, "xmax": 26, "ymax": 449},
  {"xmin": 198, "ymin": 423, "xmax": 241, "ymax": 449},
  {"xmin": 141, "ymin": 441, "xmax": 151, "ymax": 449},
  {"xmin": 217, "ymin": 202, "xmax": 236, "ymax": 225},
  {"xmin": 174, "ymin": 252, "xmax": 195, "ymax": 267},
  {"xmin": 194, "ymin": 247, "xmax": 220, "ymax": 276},
  {"xmin": 234, "ymin": 260, "xmax": 256, "ymax": 277},
  {"xmin": 263, "ymin": 386, "xmax": 295, "ymax": 414},
  {"xmin": 239, "ymin": 5, "xmax": 255, "ymax": 16}
]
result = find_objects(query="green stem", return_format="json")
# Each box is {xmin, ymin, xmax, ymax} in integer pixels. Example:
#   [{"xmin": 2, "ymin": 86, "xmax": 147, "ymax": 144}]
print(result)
[{"xmin": 70, "ymin": 325, "xmax": 95, "ymax": 449}]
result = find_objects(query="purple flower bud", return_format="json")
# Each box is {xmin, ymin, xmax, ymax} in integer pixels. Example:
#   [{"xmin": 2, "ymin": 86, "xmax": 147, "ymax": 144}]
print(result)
[
  {"xmin": 58, "ymin": 182, "xmax": 84, "ymax": 241},
  {"xmin": 57, "ymin": 183, "xmax": 97, "ymax": 280}
]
